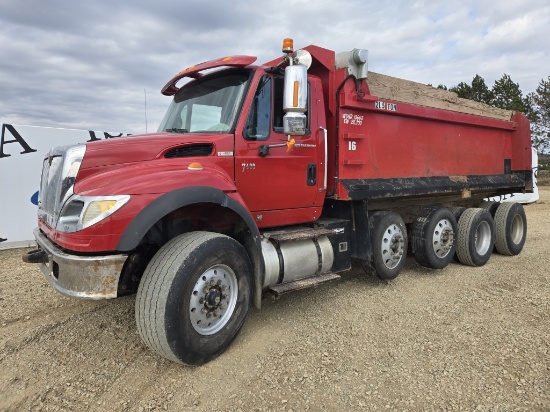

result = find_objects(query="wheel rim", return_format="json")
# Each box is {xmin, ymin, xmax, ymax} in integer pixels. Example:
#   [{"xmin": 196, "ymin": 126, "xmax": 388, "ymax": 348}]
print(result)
[
  {"xmin": 189, "ymin": 264, "xmax": 238, "ymax": 335},
  {"xmin": 510, "ymin": 214, "xmax": 524, "ymax": 245},
  {"xmin": 474, "ymin": 221, "xmax": 492, "ymax": 255},
  {"xmin": 432, "ymin": 218, "xmax": 454, "ymax": 258},
  {"xmin": 381, "ymin": 224, "xmax": 405, "ymax": 269}
]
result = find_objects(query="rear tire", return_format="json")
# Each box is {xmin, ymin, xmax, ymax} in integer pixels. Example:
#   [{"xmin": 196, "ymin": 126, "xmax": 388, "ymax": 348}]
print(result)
[
  {"xmin": 449, "ymin": 206, "xmax": 466, "ymax": 222},
  {"xmin": 364, "ymin": 211, "xmax": 407, "ymax": 281},
  {"xmin": 480, "ymin": 200, "xmax": 500, "ymax": 218},
  {"xmin": 449, "ymin": 207, "xmax": 466, "ymax": 262},
  {"xmin": 456, "ymin": 208, "xmax": 495, "ymax": 267},
  {"xmin": 411, "ymin": 207, "xmax": 457, "ymax": 269},
  {"xmin": 135, "ymin": 232, "xmax": 252, "ymax": 365},
  {"xmin": 494, "ymin": 202, "xmax": 527, "ymax": 256}
]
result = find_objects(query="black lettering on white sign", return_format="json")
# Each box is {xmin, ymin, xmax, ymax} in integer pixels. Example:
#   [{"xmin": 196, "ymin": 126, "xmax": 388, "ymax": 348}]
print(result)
[
  {"xmin": 0, "ymin": 124, "xmax": 37, "ymax": 158},
  {"xmin": 87, "ymin": 131, "xmax": 128, "ymax": 142},
  {"xmin": 88, "ymin": 131, "xmax": 122, "ymax": 142},
  {"xmin": 375, "ymin": 101, "xmax": 397, "ymax": 112}
]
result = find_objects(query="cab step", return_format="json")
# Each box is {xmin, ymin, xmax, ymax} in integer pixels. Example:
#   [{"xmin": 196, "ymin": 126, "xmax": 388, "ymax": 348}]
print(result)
[
  {"xmin": 265, "ymin": 227, "xmax": 335, "ymax": 243},
  {"xmin": 268, "ymin": 272, "xmax": 341, "ymax": 297}
]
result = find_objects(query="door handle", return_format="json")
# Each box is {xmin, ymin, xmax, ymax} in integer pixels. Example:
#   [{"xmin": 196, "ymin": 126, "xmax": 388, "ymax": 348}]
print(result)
[{"xmin": 307, "ymin": 163, "xmax": 317, "ymax": 186}]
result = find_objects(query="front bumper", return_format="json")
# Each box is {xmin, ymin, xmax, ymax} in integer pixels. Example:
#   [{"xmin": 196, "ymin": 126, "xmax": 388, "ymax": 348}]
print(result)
[{"xmin": 27, "ymin": 228, "xmax": 128, "ymax": 299}]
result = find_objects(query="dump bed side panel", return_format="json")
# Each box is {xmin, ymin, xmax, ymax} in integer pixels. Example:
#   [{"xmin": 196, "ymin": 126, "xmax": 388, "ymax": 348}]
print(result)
[{"xmin": 333, "ymin": 75, "xmax": 532, "ymax": 201}]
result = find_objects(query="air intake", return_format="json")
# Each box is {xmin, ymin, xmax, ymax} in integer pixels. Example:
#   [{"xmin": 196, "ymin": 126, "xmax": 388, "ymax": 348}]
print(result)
[{"xmin": 165, "ymin": 144, "xmax": 213, "ymax": 158}]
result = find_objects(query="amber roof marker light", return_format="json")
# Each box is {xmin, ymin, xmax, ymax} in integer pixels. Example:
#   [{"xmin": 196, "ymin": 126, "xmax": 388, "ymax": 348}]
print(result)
[{"xmin": 282, "ymin": 38, "xmax": 294, "ymax": 54}]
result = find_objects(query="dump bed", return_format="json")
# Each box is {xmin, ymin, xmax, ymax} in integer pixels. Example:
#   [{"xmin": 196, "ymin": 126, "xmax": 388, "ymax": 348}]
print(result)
[{"xmin": 326, "ymin": 51, "xmax": 532, "ymax": 203}]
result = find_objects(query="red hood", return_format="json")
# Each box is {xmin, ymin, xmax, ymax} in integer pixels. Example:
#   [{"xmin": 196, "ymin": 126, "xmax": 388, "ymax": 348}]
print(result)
[{"xmin": 80, "ymin": 132, "xmax": 234, "ymax": 169}]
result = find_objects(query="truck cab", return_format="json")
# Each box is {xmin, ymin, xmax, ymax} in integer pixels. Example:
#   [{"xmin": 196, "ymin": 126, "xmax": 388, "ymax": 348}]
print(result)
[{"xmin": 159, "ymin": 60, "xmax": 327, "ymax": 226}]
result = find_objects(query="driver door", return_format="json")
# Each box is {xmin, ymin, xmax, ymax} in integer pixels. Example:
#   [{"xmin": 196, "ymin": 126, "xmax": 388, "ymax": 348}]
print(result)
[{"xmin": 235, "ymin": 74, "xmax": 323, "ymax": 221}]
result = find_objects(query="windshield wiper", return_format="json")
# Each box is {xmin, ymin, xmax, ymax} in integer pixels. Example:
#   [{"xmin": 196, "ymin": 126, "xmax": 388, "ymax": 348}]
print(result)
[{"xmin": 166, "ymin": 128, "xmax": 188, "ymax": 133}]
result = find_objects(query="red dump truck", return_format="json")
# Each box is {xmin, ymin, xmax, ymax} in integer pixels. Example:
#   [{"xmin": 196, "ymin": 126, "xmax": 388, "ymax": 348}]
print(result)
[{"xmin": 23, "ymin": 39, "xmax": 533, "ymax": 365}]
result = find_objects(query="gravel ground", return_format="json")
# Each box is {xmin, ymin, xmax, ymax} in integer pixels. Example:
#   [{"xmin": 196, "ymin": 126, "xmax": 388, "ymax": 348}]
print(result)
[{"xmin": 1, "ymin": 189, "xmax": 549, "ymax": 411}]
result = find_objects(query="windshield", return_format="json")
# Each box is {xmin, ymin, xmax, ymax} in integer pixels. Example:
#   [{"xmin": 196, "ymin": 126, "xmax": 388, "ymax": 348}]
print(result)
[{"xmin": 158, "ymin": 70, "xmax": 251, "ymax": 134}]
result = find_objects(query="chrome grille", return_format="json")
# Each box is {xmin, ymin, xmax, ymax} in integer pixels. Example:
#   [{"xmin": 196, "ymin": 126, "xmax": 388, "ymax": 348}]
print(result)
[
  {"xmin": 39, "ymin": 153, "xmax": 64, "ymax": 228},
  {"xmin": 40, "ymin": 155, "xmax": 62, "ymax": 215},
  {"xmin": 37, "ymin": 144, "xmax": 86, "ymax": 230}
]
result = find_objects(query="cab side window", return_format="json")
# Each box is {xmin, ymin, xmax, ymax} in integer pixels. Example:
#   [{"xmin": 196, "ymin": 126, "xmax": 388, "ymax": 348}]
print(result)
[
  {"xmin": 244, "ymin": 76, "xmax": 271, "ymax": 140},
  {"xmin": 273, "ymin": 77, "xmax": 285, "ymax": 131}
]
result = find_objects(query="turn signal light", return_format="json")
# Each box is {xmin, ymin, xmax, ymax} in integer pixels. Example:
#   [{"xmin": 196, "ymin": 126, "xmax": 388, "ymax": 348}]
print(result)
[
  {"xmin": 188, "ymin": 162, "xmax": 203, "ymax": 171},
  {"xmin": 82, "ymin": 200, "xmax": 117, "ymax": 225}
]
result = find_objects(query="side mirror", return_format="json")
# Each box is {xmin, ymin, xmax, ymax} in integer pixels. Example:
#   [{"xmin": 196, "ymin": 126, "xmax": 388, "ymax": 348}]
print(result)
[
  {"xmin": 283, "ymin": 113, "xmax": 306, "ymax": 136},
  {"xmin": 283, "ymin": 64, "xmax": 307, "ymax": 136}
]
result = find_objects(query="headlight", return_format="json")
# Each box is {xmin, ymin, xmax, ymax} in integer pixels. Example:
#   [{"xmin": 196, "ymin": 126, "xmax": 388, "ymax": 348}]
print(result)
[{"xmin": 57, "ymin": 195, "xmax": 130, "ymax": 233}]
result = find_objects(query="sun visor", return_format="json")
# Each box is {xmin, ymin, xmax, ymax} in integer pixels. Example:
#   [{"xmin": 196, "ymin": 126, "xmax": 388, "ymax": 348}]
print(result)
[{"xmin": 161, "ymin": 55, "xmax": 257, "ymax": 96}]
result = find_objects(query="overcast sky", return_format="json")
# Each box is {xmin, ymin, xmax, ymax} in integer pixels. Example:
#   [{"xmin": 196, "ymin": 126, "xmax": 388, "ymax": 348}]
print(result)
[{"xmin": 1, "ymin": 0, "xmax": 549, "ymax": 135}]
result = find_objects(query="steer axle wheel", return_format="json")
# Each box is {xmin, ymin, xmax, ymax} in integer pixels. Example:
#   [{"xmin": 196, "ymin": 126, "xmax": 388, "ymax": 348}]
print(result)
[
  {"xmin": 189, "ymin": 264, "xmax": 238, "ymax": 335},
  {"xmin": 135, "ymin": 232, "xmax": 252, "ymax": 365}
]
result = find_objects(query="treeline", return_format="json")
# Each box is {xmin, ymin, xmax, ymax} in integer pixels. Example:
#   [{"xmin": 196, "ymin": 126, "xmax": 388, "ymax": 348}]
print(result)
[{"xmin": 436, "ymin": 75, "xmax": 550, "ymax": 153}]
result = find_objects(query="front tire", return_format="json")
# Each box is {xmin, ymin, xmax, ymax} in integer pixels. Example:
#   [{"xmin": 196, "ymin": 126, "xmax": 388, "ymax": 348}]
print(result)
[{"xmin": 135, "ymin": 232, "xmax": 252, "ymax": 365}]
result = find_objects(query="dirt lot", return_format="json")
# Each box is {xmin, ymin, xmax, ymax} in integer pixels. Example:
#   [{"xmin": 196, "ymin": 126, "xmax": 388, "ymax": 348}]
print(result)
[
  {"xmin": 1, "ymin": 190, "xmax": 549, "ymax": 411},
  {"xmin": 538, "ymin": 170, "xmax": 550, "ymax": 186}
]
